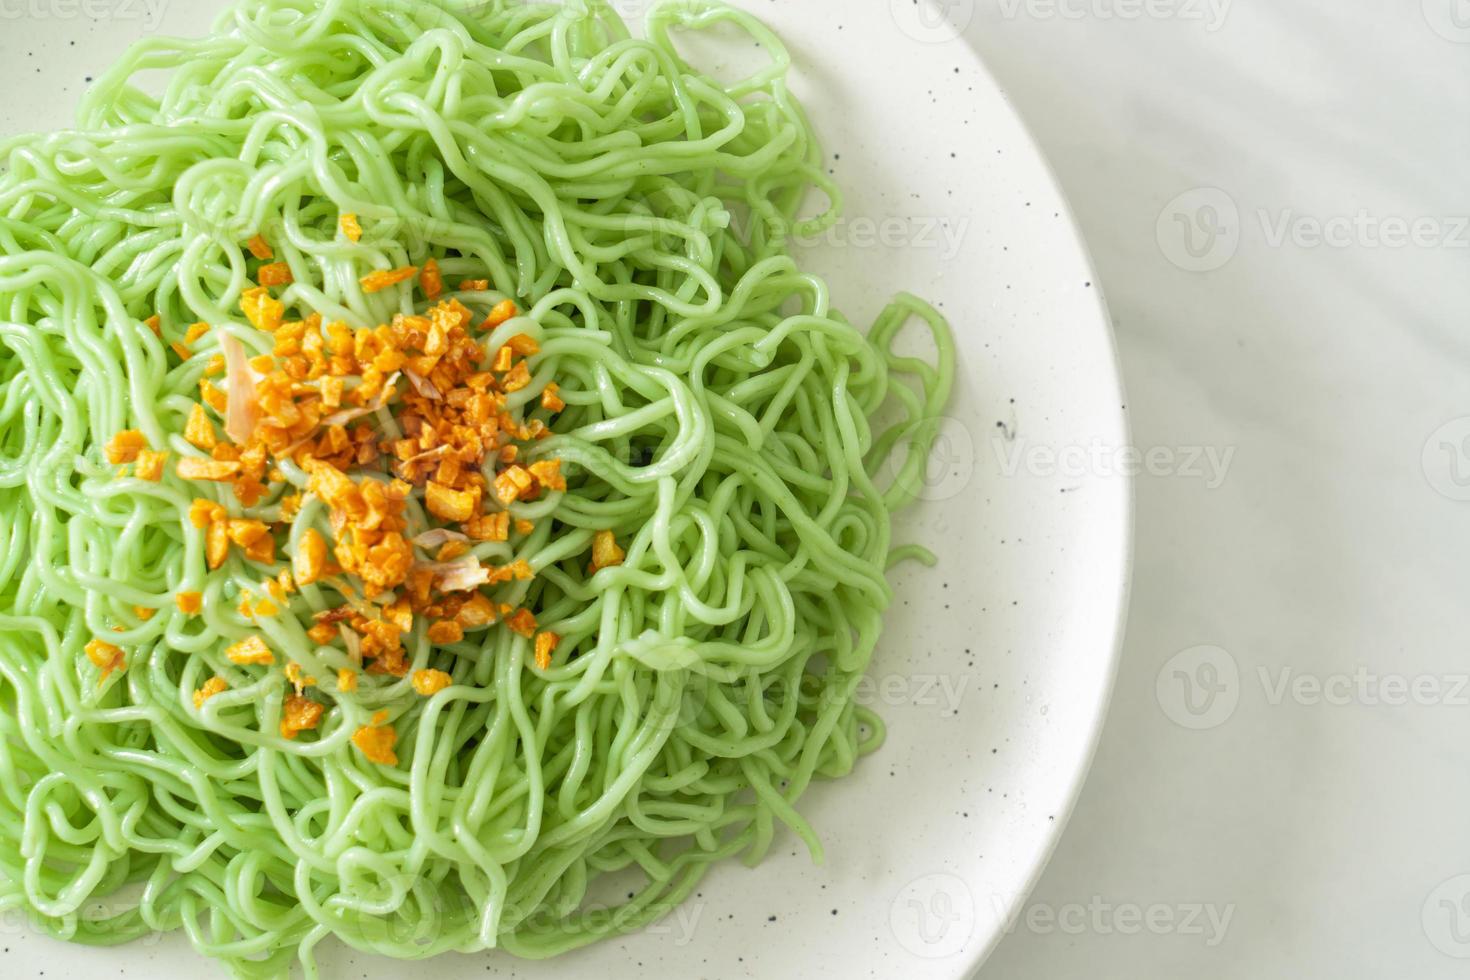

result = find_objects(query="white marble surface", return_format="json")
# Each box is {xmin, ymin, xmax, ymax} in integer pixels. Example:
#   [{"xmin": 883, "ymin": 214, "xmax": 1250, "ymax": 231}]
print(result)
[{"xmin": 946, "ymin": 0, "xmax": 1470, "ymax": 976}]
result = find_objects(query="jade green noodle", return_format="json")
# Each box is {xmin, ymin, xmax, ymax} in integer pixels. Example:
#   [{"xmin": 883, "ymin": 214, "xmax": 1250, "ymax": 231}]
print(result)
[{"xmin": 0, "ymin": 0, "xmax": 955, "ymax": 975}]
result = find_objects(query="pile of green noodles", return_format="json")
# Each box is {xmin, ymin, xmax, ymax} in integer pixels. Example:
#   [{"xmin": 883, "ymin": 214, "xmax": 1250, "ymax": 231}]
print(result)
[{"xmin": 0, "ymin": 0, "xmax": 955, "ymax": 975}]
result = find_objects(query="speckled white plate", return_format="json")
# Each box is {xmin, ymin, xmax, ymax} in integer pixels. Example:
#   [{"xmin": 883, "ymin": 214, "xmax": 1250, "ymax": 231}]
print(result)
[{"xmin": 0, "ymin": 2, "xmax": 1131, "ymax": 977}]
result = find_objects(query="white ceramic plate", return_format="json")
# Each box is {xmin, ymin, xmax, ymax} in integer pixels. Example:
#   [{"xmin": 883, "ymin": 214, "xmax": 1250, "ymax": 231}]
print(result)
[{"xmin": 0, "ymin": 2, "xmax": 1131, "ymax": 977}]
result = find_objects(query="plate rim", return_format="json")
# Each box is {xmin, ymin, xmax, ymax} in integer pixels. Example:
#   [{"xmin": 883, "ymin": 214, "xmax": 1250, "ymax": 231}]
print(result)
[
  {"xmin": 949, "ymin": 35, "xmax": 1135, "ymax": 979},
  {"xmin": 0, "ymin": 4, "xmax": 1135, "ymax": 977}
]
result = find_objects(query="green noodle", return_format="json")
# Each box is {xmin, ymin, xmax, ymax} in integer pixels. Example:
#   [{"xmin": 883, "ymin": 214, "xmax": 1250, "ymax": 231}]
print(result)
[{"xmin": 0, "ymin": 0, "xmax": 955, "ymax": 976}]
